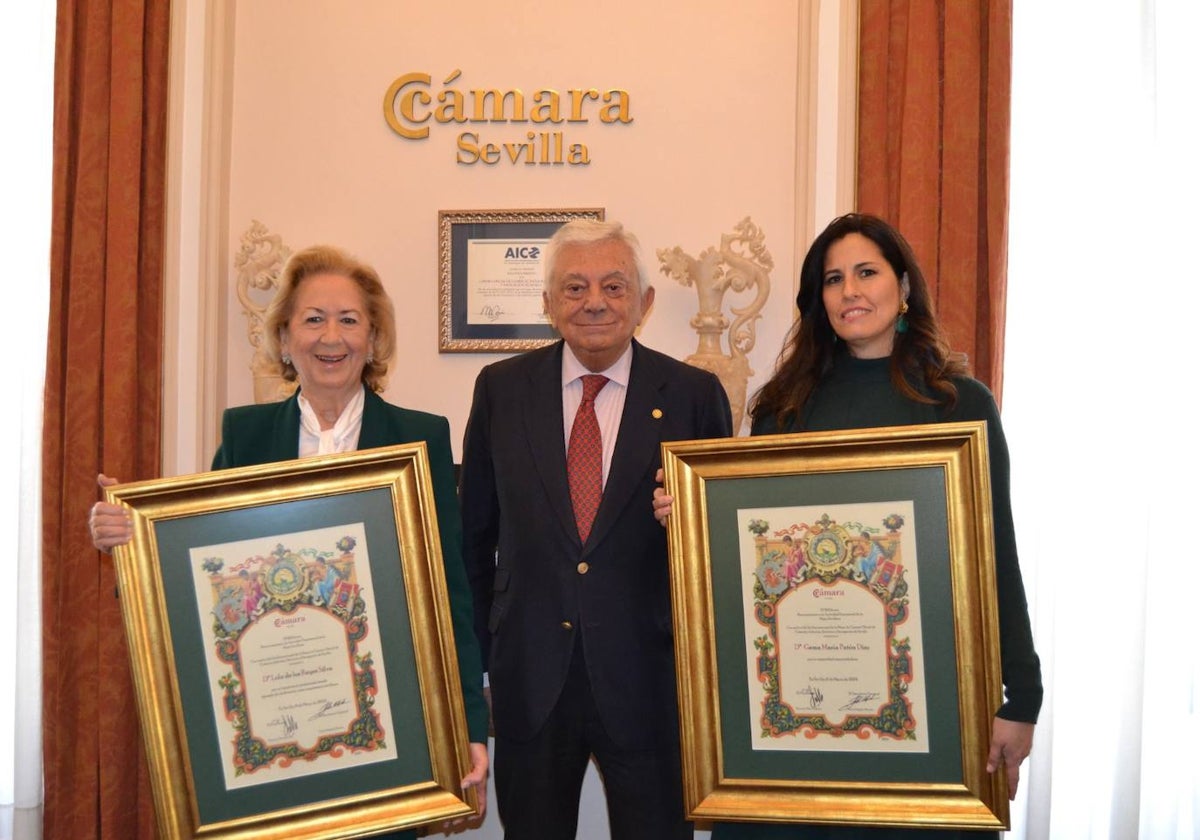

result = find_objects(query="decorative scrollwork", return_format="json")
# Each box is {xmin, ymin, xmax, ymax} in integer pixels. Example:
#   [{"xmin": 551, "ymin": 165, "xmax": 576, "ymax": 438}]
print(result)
[
  {"xmin": 234, "ymin": 221, "xmax": 296, "ymax": 403},
  {"xmin": 657, "ymin": 217, "xmax": 773, "ymax": 431}
]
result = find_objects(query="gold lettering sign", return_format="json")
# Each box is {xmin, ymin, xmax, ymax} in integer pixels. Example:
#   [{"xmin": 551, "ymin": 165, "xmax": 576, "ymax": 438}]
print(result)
[{"xmin": 382, "ymin": 69, "xmax": 632, "ymax": 166}]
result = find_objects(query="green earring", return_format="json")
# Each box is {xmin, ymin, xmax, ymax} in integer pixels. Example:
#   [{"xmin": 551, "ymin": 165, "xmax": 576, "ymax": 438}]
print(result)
[{"xmin": 895, "ymin": 300, "xmax": 910, "ymax": 334}]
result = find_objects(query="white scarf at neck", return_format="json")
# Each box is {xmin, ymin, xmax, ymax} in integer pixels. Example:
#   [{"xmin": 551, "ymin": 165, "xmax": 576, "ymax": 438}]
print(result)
[{"xmin": 297, "ymin": 387, "xmax": 365, "ymax": 456}]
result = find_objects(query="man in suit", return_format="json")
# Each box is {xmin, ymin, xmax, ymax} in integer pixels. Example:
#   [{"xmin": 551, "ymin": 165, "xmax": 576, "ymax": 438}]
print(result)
[{"xmin": 460, "ymin": 219, "xmax": 733, "ymax": 839}]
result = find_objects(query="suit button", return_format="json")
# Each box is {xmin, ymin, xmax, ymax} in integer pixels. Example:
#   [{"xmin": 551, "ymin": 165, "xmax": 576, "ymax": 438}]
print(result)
[
  {"xmin": 561, "ymin": 621, "xmax": 573, "ymax": 630},
  {"xmin": 577, "ymin": 562, "xmax": 589, "ymax": 574}
]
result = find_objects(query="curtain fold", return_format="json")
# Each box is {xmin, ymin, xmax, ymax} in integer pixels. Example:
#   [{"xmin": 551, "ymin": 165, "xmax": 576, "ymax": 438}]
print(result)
[
  {"xmin": 857, "ymin": 0, "xmax": 1011, "ymax": 398},
  {"xmin": 42, "ymin": 0, "xmax": 168, "ymax": 837}
]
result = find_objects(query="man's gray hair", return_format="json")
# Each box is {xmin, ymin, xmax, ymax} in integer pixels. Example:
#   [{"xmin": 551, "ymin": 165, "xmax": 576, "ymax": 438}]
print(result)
[{"xmin": 542, "ymin": 219, "xmax": 650, "ymax": 294}]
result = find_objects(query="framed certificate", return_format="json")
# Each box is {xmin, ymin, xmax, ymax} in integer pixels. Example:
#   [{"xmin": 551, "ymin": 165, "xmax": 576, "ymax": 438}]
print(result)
[
  {"xmin": 107, "ymin": 444, "xmax": 476, "ymax": 839},
  {"xmin": 661, "ymin": 422, "xmax": 1008, "ymax": 830},
  {"xmin": 437, "ymin": 207, "xmax": 604, "ymax": 352}
]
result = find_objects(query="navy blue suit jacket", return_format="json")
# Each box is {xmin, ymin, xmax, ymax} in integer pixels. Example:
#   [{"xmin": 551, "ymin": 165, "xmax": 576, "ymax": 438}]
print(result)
[{"xmin": 460, "ymin": 340, "xmax": 732, "ymax": 749}]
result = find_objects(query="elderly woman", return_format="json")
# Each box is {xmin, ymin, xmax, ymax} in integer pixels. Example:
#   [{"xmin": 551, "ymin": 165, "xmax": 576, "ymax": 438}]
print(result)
[
  {"xmin": 89, "ymin": 245, "xmax": 489, "ymax": 836},
  {"xmin": 655, "ymin": 214, "xmax": 1041, "ymax": 840}
]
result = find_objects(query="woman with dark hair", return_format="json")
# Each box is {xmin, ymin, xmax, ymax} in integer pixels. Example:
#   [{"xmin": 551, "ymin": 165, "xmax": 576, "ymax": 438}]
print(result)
[
  {"xmin": 753, "ymin": 212, "xmax": 969, "ymax": 432},
  {"xmin": 655, "ymin": 214, "xmax": 1041, "ymax": 839},
  {"xmin": 89, "ymin": 245, "xmax": 489, "ymax": 839}
]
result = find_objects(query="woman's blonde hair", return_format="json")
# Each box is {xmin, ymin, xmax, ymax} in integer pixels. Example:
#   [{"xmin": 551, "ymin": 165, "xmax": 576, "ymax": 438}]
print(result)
[{"xmin": 264, "ymin": 245, "xmax": 395, "ymax": 392}]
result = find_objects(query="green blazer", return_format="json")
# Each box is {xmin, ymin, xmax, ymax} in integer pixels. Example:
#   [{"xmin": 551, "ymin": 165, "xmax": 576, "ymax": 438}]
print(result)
[{"xmin": 212, "ymin": 387, "xmax": 489, "ymax": 743}]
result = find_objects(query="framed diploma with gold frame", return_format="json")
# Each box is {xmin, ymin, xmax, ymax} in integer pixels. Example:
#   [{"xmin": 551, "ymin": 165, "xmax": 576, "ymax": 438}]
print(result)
[
  {"xmin": 437, "ymin": 207, "xmax": 605, "ymax": 352},
  {"xmin": 107, "ymin": 444, "xmax": 476, "ymax": 840},
  {"xmin": 661, "ymin": 421, "xmax": 1009, "ymax": 830}
]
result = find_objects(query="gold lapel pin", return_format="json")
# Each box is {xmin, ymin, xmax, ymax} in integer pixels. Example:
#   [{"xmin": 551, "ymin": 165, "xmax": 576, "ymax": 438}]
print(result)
[{"xmin": 652, "ymin": 408, "xmax": 663, "ymax": 419}]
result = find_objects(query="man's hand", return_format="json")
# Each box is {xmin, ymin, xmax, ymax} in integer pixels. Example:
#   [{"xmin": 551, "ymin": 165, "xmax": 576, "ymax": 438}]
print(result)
[{"xmin": 652, "ymin": 468, "xmax": 674, "ymax": 526}]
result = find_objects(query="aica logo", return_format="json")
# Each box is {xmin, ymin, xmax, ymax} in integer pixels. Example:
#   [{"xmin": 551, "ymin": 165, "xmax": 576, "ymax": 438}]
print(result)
[{"xmin": 505, "ymin": 246, "xmax": 540, "ymax": 260}]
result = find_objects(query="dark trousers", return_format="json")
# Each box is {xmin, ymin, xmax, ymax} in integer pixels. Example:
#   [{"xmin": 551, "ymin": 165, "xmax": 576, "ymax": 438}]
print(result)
[{"xmin": 493, "ymin": 640, "xmax": 691, "ymax": 840}]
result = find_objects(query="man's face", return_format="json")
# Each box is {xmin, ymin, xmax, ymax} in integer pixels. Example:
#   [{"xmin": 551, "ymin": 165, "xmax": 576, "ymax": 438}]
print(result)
[{"xmin": 543, "ymin": 238, "xmax": 655, "ymax": 372}]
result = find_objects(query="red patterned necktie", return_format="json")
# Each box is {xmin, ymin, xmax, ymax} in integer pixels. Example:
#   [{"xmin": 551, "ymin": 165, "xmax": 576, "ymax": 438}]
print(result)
[{"xmin": 567, "ymin": 374, "xmax": 609, "ymax": 543}]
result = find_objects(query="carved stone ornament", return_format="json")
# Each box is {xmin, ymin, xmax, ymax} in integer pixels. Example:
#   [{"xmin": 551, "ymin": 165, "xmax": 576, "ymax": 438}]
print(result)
[
  {"xmin": 657, "ymin": 217, "xmax": 773, "ymax": 432},
  {"xmin": 234, "ymin": 220, "xmax": 296, "ymax": 403}
]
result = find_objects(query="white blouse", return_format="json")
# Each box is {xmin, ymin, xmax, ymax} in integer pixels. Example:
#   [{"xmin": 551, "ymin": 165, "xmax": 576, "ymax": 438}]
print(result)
[{"xmin": 296, "ymin": 387, "xmax": 365, "ymax": 457}]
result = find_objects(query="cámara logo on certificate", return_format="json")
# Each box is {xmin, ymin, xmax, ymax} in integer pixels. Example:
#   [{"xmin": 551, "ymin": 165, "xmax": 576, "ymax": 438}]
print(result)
[
  {"xmin": 738, "ymin": 500, "xmax": 930, "ymax": 753},
  {"xmin": 190, "ymin": 523, "xmax": 398, "ymax": 788}
]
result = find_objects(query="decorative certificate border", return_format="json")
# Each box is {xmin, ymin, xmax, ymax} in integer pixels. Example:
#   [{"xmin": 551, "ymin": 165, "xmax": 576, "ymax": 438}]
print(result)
[
  {"xmin": 661, "ymin": 422, "xmax": 1009, "ymax": 830},
  {"xmin": 191, "ymin": 523, "xmax": 397, "ymax": 789},
  {"xmin": 737, "ymin": 500, "xmax": 929, "ymax": 755},
  {"xmin": 437, "ymin": 207, "xmax": 605, "ymax": 352},
  {"xmin": 107, "ymin": 445, "xmax": 476, "ymax": 840}
]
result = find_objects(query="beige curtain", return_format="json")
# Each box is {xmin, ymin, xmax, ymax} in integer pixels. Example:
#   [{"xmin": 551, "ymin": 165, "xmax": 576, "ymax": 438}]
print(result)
[
  {"xmin": 857, "ymin": 0, "xmax": 1012, "ymax": 398},
  {"xmin": 41, "ymin": 0, "xmax": 169, "ymax": 837}
]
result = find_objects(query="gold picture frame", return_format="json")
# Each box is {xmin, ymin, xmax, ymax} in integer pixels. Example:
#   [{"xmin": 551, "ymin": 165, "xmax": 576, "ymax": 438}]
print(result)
[
  {"xmin": 437, "ymin": 207, "xmax": 604, "ymax": 352},
  {"xmin": 662, "ymin": 421, "xmax": 1008, "ymax": 830},
  {"xmin": 107, "ymin": 444, "xmax": 476, "ymax": 840}
]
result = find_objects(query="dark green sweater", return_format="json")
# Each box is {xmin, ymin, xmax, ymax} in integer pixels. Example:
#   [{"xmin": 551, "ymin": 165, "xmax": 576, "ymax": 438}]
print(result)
[
  {"xmin": 715, "ymin": 355, "xmax": 1042, "ymax": 840},
  {"xmin": 753, "ymin": 353, "xmax": 1042, "ymax": 724}
]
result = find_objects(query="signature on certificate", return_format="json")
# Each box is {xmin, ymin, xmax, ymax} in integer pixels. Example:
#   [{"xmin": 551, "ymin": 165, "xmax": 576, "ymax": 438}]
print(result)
[
  {"xmin": 267, "ymin": 713, "xmax": 299, "ymax": 738},
  {"xmin": 798, "ymin": 685, "xmax": 824, "ymax": 708},
  {"xmin": 479, "ymin": 303, "xmax": 504, "ymax": 322},
  {"xmin": 839, "ymin": 691, "xmax": 882, "ymax": 711},
  {"xmin": 309, "ymin": 698, "xmax": 351, "ymax": 721}
]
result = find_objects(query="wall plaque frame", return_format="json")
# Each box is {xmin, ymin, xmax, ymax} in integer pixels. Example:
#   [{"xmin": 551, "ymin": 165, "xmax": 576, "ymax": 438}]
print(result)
[{"xmin": 437, "ymin": 207, "xmax": 604, "ymax": 352}]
